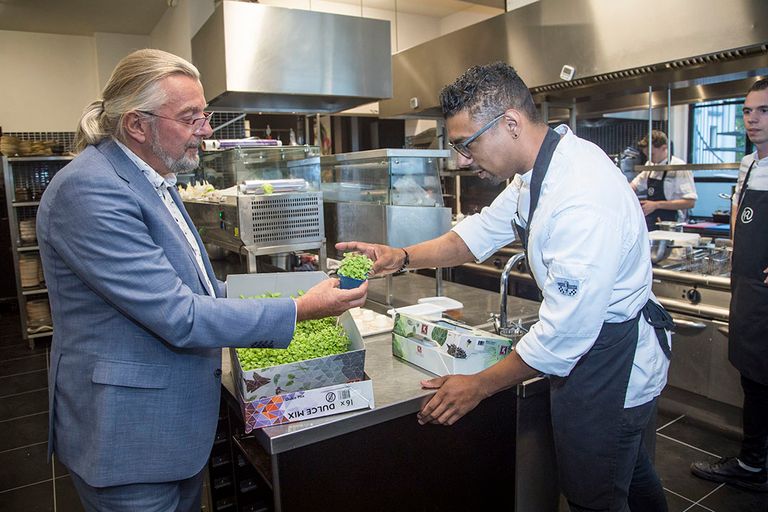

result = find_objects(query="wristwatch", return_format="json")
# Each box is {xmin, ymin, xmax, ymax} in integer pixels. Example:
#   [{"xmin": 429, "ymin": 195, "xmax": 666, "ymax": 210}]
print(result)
[{"xmin": 398, "ymin": 248, "xmax": 410, "ymax": 273}]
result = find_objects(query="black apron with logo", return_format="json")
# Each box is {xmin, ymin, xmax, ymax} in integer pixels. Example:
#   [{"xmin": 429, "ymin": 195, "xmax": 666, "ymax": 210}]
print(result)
[
  {"xmin": 513, "ymin": 128, "xmax": 673, "ymax": 509},
  {"xmin": 729, "ymin": 161, "xmax": 768, "ymax": 385},
  {"xmin": 645, "ymin": 171, "xmax": 677, "ymax": 230}
]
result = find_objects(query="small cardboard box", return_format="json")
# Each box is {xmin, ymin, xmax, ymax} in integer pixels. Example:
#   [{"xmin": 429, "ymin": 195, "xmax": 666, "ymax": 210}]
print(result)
[
  {"xmin": 227, "ymin": 272, "xmax": 365, "ymax": 402},
  {"xmin": 237, "ymin": 376, "xmax": 375, "ymax": 432},
  {"xmin": 393, "ymin": 312, "xmax": 513, "ymax": 359},
  {"xmin": 392, "ymin": 333, "xmax": 512, "ymax": 376}
]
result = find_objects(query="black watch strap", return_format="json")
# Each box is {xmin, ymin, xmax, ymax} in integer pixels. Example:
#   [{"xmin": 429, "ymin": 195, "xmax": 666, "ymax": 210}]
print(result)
[{"xmin": 398, "ymin": 248, "xmax": 410, "ymax": 273}]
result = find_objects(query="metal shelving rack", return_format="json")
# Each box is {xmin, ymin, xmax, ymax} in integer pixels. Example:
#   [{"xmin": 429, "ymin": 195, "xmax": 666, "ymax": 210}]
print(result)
[{"xmin": 2, "ymin": 155, "xmax": 72, "ymax": 348}]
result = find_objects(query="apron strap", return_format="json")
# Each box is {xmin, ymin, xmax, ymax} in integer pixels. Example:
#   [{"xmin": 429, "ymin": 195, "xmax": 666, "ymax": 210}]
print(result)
[
  {"xmin": 641, "ymin": 300, "xmax": 673, "ymax": 360},
  {"xmin": 512, "ymin": 127, "xmax": 561, "ymax": 285},
  {"xmin": 737, "ymin": 160, "xmax": 756, "ymax": 211}
]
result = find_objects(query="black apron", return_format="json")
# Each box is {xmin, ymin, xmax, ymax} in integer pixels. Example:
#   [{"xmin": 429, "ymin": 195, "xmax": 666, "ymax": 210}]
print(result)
[
  {"xmin": 513, "ymin": 128, "xmax": 673, "ymax": 509},
  {"xmin": 645, "ymin": 171, "xmax": 678, "ymax": 230},
  {"xmin": 729, "ymin": 161, "xmax": 768, "ymax": 385}
]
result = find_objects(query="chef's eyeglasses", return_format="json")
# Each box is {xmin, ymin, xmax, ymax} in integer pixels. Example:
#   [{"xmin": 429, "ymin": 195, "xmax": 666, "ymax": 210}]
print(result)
[
  {"xmin": 138, "ymin": 110, "xmax": 213, "ymax": 132},
  {"xmin": 449, "ymin": 112, "xmax": 505, "ymax": 159}
]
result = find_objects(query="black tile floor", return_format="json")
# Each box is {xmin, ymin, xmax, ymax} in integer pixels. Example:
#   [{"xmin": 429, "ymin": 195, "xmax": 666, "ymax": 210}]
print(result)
[{"xmin": 1, "ymin": 304, "xmax": 766, "ymax": 511}]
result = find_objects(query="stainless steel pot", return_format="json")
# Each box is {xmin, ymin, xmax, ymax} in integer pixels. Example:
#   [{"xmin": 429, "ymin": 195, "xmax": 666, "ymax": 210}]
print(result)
[
  {"xmin": 650, "ymin": 239, "xmax": 673, "ymax": 264},
  {"xmin": 655, "ymin": 221, "xmax": 684, "ymax": 232}
]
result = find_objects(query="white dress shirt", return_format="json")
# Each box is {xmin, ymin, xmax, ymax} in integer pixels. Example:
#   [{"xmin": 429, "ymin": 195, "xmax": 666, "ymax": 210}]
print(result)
[
  {"xmin": 732, "ymin": 151, "xmax": 768, "ymax": 207},
  {"xmin": 452, "ymin": 125, "xmax": 669, "ymax": 408},
  {"xmin": 114, "ymin": 139, "xmax": 216, "ymax": 297}
]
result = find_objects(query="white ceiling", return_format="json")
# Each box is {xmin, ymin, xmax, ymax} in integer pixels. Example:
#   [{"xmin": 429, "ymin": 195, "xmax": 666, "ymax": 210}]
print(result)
[{"xmin": 0, "ymin": 0, "xmax": 501, "ymax": 37}]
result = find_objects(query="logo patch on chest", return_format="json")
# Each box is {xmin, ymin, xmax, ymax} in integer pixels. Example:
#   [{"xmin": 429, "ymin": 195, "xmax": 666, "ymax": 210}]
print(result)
[
  {"xmin": 556, "ymin": 279, "xmax": 579, "ymax": 296},
  {"xmin": 648, "ymin": 186, "xmax": 655, "ymax": 196},
  {"xmin": 741, "ymin": 206, "xmax": 754, "ymax": 224}
]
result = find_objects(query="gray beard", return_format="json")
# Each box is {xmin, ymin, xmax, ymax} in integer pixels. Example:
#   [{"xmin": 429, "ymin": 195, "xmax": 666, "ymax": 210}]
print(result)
[{"xmin": 149, "ymin": 127, "xmax": 199, "ymax": 174}]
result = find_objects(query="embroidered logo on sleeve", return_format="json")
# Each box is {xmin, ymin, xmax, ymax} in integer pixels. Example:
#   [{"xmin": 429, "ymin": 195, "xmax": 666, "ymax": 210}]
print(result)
[{"xmin": 556, "ymin": 279, "xmax": 579, "ymax": 296}]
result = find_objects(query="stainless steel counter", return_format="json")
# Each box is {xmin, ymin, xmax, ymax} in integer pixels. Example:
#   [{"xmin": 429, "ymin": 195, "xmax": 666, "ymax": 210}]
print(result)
[
  {"xmin": 220, "ymin": 273, "xmax": 558, "ymax": 511},
  {"xmin": 222, "ymin": 273, "xmax": 543, "ymax": 455}
]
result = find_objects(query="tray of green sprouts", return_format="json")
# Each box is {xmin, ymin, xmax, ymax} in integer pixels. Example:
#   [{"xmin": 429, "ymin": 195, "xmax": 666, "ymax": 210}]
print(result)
[
  {"xmin": 236, "ymin": 290, "xmax": 350, "ymax": 370},
  {"xmin": 226, "ymin": 271, "xmax": 366, "ymax": 400}
]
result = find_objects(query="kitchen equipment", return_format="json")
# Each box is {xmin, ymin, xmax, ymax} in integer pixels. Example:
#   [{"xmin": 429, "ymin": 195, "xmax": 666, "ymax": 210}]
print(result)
[
  {"xmin": 655, "ymin": 221, "xmax": 684, "ymax": 232},
  {"xmin": 193, "ymin": 1, "xmax": 391, "ymax": 113},
  {"xmin": 650, "ymin": 239, "xmax": 673, "ymax": 264},
  {"xmin": 322, "ymin": 149, "xmax": 451, "ymax": 256},
  {"xmin": 184, "ymin": 146, "xmax": 325, "ymax": 273},
  {"xmin": 648, "ymin": 231, "xmax": 700, "ymax": 261},
  {"xmin": 711, "ymin": 210, "xmax": 730, "ymax": 224}
]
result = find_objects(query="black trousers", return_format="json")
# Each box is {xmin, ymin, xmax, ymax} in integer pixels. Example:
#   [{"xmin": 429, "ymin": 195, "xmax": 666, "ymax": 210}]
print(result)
[
  {"xmin": 551, "ymin": 312, "xmax": 667, "ymax": 512},
  {"xmin": 739, "ymin": 375, "xmax": 768, "ymax": 469}
]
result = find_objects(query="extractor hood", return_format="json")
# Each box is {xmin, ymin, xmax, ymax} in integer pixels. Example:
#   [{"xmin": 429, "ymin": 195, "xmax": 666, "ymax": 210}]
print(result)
[
  {"xmin": 192, "ymin": 1, "xmax": 392, "ymax": 114},
  {"xmin": 379, "ymin": 0, "xmax": 768, "ymax": 119}
]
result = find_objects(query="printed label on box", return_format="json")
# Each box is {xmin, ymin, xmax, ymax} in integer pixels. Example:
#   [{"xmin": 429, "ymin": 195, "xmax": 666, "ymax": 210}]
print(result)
[{"xmin": 240, "ymin": 379, "xmax": 375, "ymax": 432}]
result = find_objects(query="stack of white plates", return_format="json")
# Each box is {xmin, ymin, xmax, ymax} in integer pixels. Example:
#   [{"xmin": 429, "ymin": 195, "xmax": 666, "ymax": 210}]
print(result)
[
  {"xmin": 19, "ymin": 254, "xmax": 41, "ymax": 288},
  {"xmin": 19, "ymin": 219, "xmax": 36, "ymax": 244},
  {"xmin": 26, "ymin": 299, "xmax": 52, "ymax": 329},
  {"xmin": 0, "ymin": 135, "xmax": 21, "ymax": 156}
]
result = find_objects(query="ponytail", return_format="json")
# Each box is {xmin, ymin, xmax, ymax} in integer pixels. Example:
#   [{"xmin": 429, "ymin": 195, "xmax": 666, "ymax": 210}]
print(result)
[{"xmin": 74, "ymin": 100, "xmax": 106, "ymax": 153}]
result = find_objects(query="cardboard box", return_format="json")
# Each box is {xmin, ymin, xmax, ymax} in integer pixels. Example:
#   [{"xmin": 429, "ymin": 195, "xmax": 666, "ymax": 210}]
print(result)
[
  {"xmin": 393, "ymin": 312, "xmax": 513, "ymax": 359},
  {"xmin": 392, "ymin": 333, "xmax": 512, "ymax": 376},
  {"xmin": 227, "ymin": 272, "xmax": 366, "ymax": 402},
  {"xmin": 237, "ymin": 376, "xmax": 375, "ymax": 432}
]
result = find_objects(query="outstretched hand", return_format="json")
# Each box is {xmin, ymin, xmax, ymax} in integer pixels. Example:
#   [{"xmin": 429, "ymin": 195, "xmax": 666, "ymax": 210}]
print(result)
[{"xmin": 335, "ymin": 241, "xmax": 406, "ymax": 276}]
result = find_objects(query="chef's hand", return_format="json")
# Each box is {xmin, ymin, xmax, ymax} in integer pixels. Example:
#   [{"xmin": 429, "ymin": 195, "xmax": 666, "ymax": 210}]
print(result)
[
  {"xmin": 763, "ymin": 265, "xmax": 768, "ymax": 285},
  {"xmin": 335, "ymin": 241, "xmax": 406, "ymax": 276},
  {"xmin": 417, "ymin": 374, "xmax": 487, "ymax": 426},
  {"xmin": 295, "ymin": 278, "xmax": 368, "ymax": 321},
  {"xmin": 639, "ymin": 200, "xmax": 658, "ymax": 216}
]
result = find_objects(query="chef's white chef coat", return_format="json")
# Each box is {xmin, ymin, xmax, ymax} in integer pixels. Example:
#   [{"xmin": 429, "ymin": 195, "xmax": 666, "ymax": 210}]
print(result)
[
  {"xmin": 452, "ymin": 125, "xmax": 669, "ymax": 408},
  {"xmin": 732, "ymin": 151, "xmax": 768, "ymax": 207},
  {"xmin": 631, "ymin": 155, "xmax": 697, "ymax": 221}
]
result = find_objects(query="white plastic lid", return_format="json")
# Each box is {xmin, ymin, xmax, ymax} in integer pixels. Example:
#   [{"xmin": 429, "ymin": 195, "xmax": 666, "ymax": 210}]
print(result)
[
  {"xmin": 387, "ymin": 303, "xmax": 445, "ymax": 321},
  {"xmin": 417, "ymin": 296, "xmax": 463, "ymax": 311}
]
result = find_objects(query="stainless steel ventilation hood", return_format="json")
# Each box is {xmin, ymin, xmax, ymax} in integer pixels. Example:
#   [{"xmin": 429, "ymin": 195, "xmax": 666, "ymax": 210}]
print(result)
[
  {"xmin": 379, "ymin": 0, "xmax": 768, "ymax": 119},
  {"xmin": 192, "ymin": 1, "xmax": 392, "ymax": 114}
]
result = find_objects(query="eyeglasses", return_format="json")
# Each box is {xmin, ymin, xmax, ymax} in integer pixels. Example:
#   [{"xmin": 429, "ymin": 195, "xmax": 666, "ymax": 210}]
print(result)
[
  {"xmin": 138, "ymin": 110, "xmax": 213, "ymax": 132},
  {"xmin": 449, "ymin": 112, "xmax": 505, "ymax": 159}
]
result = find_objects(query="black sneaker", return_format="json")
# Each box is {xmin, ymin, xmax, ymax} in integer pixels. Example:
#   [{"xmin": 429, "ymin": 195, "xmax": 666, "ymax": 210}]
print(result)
[{"xmin": 691, "ymin": 457, "xmax": 768, "ymax": 492}]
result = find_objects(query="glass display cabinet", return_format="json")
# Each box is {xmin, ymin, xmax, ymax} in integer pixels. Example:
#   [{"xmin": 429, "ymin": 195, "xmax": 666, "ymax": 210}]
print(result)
[
  {"xmin": 321, "ymin": 149, "xmax": 452, "ymax": 257},
  {"xmin": 184, "ymin": 146, "xmax": 324, "ymax": 273}
]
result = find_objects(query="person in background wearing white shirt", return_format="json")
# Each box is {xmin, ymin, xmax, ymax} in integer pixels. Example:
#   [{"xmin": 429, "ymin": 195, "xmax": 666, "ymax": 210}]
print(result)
[
  {"xmin": 630, "ymin": 130, "xmax": 697, "ymax": 230},
  {"xmin": 338, "ymin": 62, "xmax": 672, "ymax": 512},
  {"xmin": 691, "ymin": 78, "xmax": 768, "ymax": 493}
]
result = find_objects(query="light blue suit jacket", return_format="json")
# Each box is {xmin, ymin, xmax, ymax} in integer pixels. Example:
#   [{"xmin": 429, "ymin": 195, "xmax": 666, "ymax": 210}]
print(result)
[{"xmin": 37, "ymin": 138, "xmax": 296, "ymax": 487}]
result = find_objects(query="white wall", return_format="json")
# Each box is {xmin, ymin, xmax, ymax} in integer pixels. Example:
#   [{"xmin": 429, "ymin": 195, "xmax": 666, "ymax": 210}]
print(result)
[
  {"xmin": 0, "ymin": 0, "xmax": 492, "ymax": 131},
  {"xmin": 0, "ymin": 30, "xmax": 99, "ymax": 131},
  {"xmin": 0, "ymin": 0, "xmax": 214, "ymax": 132},
  {"xmin": 94, "ymin": 33, "xmax": 150, "ymax": 91},
  {"xmin": 150, "ymin": 0, "xmax": 214, "ymax": 62}
]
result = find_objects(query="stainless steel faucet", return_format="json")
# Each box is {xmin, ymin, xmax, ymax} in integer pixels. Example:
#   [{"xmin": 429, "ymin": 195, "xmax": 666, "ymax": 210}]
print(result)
[{"xmin": 493, "ymin": 252, "xmax": 527, "ymax": 337}]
